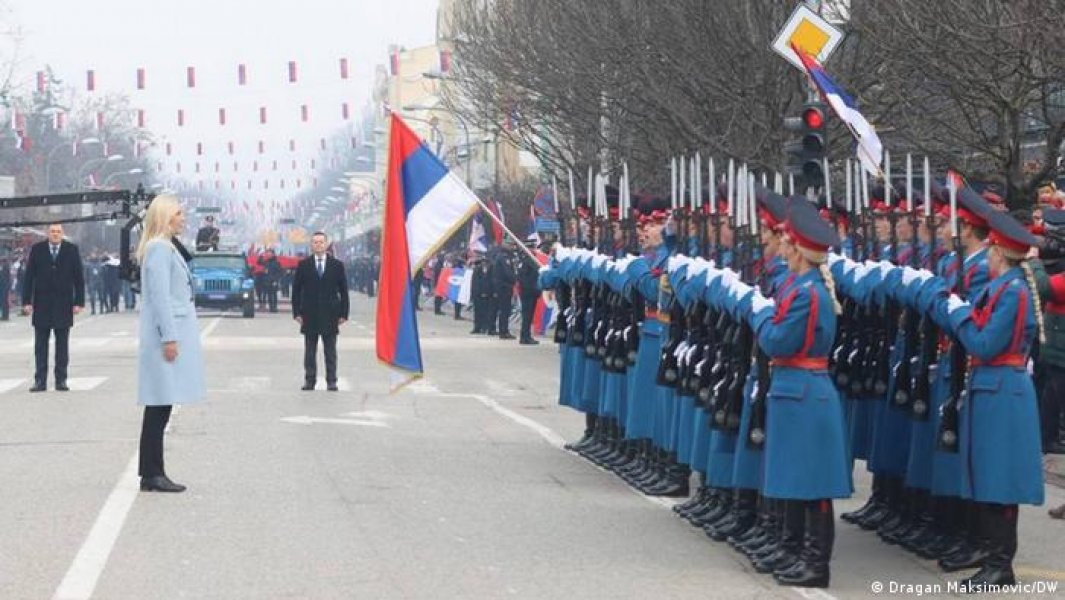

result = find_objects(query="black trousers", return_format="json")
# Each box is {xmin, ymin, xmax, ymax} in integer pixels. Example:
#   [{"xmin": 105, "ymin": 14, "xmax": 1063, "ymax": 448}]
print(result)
[
  {"xmin": 434, "ymin": 296, "xmax": 445, "ymax": 314},
  {"xmin": 139, "ymin": 405, "xmax": 173, "ymax": 478},
  {"xmin": 474, "ymin": 295, "xmax": 495, "ymax": 333},
  {"xmin": 34, "ymin": 326, "xmax": 70, "ymax": 385},
  {"xmin": 266, "ymin": 287, "xmax": 278, "ymax": 313},
  {"xmin": 519, "ymin": 293, "xmax": 538, "ymax": 340},
  {"xmin": 496, "ymin": 293, "xmax": 512, "ymax": 335},
  {"xmin": 304, "ymin": 332, "xmax": 338, "ymax": 384},
  {"xmin": 1039, "ymin": 364, "xmax": 1065, "ymax": 446},
  {"xmin": 0, "ymin": 287, "xmax": 8, "ymax": 320}
]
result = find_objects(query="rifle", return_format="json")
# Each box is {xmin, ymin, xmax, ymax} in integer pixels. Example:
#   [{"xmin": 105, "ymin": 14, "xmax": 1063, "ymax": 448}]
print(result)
[
  {"xmin": 938, "ymin": 182, "xmax": 966, "ymax": 452},
  {"xmin": 911, "ymin": 202, "xmax": 939, "ymax": 421}
]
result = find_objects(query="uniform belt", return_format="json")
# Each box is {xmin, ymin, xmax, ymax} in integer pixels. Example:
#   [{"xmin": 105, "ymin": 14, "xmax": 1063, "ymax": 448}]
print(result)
[
  {"xmin": 770, "ymin": 357, "xmax": 829, "ymax": 370},
  {"xmin": 970, "ymin": 354, "xmax": 1026, "ymax": 368},
  {"xmin": 645, "ymin": 309, "xmax": 670, "ymax": 323}
]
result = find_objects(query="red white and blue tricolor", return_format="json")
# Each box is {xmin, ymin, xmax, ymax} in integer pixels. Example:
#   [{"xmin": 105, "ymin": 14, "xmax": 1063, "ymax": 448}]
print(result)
[
  {"xmin": 377, "ymin": 115, "xmax": 480, "ymax": 380},
  {"xmin": 793, "ymin": 44, "xmax": 883, "ymax": 175}
]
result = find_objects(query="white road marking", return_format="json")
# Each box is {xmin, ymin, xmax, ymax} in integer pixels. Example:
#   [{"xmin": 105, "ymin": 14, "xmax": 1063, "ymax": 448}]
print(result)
[
  {"xmin": 51, "ymin": 455, "xmax": 139, "ymax": 600},
  {"xmin": 281, "ymin": 415, "xmax": 389, "ymax": 428},
  {"xmin": 52, "ymin": 316, "xmax": 221, "ymax": 600},
  {"xmin": 343, "ymin": 410, "xmax": 393, "ymax": 421},
  {"xmin": 64, "ymin": 377, "xmax": 108, "ymax": 391},
  {"xmin": 431, "ymin": 385, "xmax": 840, "ymax": 600},
  {"xmin": 0, "ymin": 378, "xmax": 27, "ymax": 394}
]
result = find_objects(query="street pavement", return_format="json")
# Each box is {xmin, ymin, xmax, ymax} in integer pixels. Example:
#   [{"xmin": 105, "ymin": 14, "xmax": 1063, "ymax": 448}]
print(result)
[{"xmin": 1, "ymin": 294, "xmax": 1064, "ymax": 600}]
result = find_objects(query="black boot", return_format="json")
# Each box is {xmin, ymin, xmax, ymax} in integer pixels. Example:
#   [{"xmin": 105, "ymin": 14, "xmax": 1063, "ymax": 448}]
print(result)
[
  {"xmin": 858, "ymin": 475, "xmax": 900, "ymax": 531},
  {"xmin": 710, "ymin": 488, "xmax": 757, "ymax": 542},
  {"xmin": 938, "ymin": 501, "xmax": 989, "ymax": 572},
  {"xmin": 646, "ymin": 453, "xmax": 690, "ymax": 497},
  {"xmin": 565, "ymin": 414, "xmax": 598, "ymax": 451},
  {"xmin": 959, "ymin": 503, "xmax": 1017, "ymax": 590},
  {"xmin": 755, "ymin": 499, "xmax": 804, "ymax": 573},
  {"xmin": 775, "ymin": 500, "xmax": 833, "ymax": 588},
  {"xmin": 842, "ymin": 474, "xmax": 882, "ymax": 524}
]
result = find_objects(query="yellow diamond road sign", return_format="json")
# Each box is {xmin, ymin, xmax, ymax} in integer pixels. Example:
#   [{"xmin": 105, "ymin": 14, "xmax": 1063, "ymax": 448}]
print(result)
[{"xmin": 772, "ymin": 4, "xmax": 844, "ymax": 70}]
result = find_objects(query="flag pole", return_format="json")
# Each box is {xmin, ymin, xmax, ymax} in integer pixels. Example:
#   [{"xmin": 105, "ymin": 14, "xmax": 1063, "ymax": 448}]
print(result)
[{"xmin": 470, "ymin": 195, "xmax": 541, "ymax": 263}]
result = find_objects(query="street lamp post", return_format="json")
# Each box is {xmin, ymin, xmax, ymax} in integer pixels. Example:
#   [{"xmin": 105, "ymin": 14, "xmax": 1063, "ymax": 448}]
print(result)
[
  {"xmin": 103, "ymin": 168, "xmax": 144, "ymax": 187},
  {"xmin": 399, "ymin": 114, "xmax": 444, "ymax": 156},
  {"xmin": 78, "ymin": 154, "xmax": 125, "ymax": 188},
  {"xmin": 403, "ymin": 104, "xmax": 472, "ymax": 186},
  {"xmin": 44, "ymin": 137, "xmax": 101, "ymax": 192}
]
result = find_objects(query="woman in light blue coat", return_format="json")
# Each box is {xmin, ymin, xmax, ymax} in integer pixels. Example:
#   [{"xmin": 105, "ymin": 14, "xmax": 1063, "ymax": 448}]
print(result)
[{"xmin": 136, "ymin": 194, "xmax": 206, "ymax": 493}]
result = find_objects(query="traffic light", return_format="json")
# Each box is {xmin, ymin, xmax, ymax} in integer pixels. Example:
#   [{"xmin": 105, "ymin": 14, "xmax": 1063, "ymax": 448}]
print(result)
[{"xmin": 784, "ymin": 102, "xmax": 828, "ymax": 192}]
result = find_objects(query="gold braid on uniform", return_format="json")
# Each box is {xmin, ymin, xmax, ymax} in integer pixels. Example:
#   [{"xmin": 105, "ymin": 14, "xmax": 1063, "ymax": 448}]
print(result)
[{"xmin": 1020, "ymin": 260, "xmax": 1048, "ymax": 344}]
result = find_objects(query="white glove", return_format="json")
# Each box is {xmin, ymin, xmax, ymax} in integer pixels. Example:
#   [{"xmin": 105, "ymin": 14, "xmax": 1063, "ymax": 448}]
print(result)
[
  {"xmin": 900, "ymin": 266, "xmax": 921, "ymax": 287},
  {"xmin": 946, "ymin": 293, "xmax": 968, "ymax": 315},
  {"xmin": 916, "ymin": 269, "xmax": 934, "ymax": 283},
  {"xmin": 614, "ymin": 255, "xmax": 635, "ymax": 273},
  {"xmin": 687, "ymin": 258, "xmax": 712, "ymax": 279},
  {"xmin": 877, "ymin": 260, "xmax": 894, "ymax": 277},
  {"xmin": 538, "ymin": 265, "xmax": 551, "ymax": 274},
  {"xmin": 751, "ymin": 290, "xmax": 775, "ymax": 314},
  {"xmin": 590, "ymin": 255, "xmax": 607, "ymax": 269},
  {"xmin": 705, "ymin": 267, "xmax": 723, "ymax": 285},
  {"xmin": 827, "ymin": 253, "xmax": 843, "ymax": 267},
  {"xmin": 852, "ymin": 264, "xmax": 871, "ymax": 283},
  {"xmin": 729, "ymin": 280, "xmax": 753, "ymax": 302},
  {"xmin": 667, "ymin": 255, "xmax": 688, "ymax": 273},
  {"xmin": 720, "ymin": 268, "xmax": 740, "ymax": 290}
]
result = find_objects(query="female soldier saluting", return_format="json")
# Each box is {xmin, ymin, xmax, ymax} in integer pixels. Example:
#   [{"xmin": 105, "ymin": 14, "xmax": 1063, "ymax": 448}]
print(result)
[{"xmin": 703, "ymin": 199, "xmax": 852, "ymax": 589}]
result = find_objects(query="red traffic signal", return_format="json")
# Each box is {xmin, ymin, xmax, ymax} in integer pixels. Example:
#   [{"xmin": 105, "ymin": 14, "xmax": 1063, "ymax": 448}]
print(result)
[{"xmin": 802, "ymin": 106, "xmax": 825, "ymax": 130}]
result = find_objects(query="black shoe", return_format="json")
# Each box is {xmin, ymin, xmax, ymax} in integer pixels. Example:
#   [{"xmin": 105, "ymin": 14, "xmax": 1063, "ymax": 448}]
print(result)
[
  {"xmin": 55, "ymin": 382, "xmax": 70, "ymax": 391},
  {"xmin": 301, "ymin": 383, "xmax": 315, "ymax": 391},
  {"xmin": 774, "ymin": 560, "xmax": 829, "ymax": 588},
  {"xmin": 29, "ymin": 382, "xmax": 46, "ymax": 393},
  {"xmin": 498, "ymin": 332, "xmax": 516, "ymax": 340},
  {"xmin": 938, "ymin": 545, "xmax": 989, "ymax": 573},
  {"xmin": 486, "ymin": 330, "xmax": 498, "ymax": 336},
  {"xmin": 139, "ymin": 475, "xmax": 186, "ymax": 493},
  {"xmin": 327, "ymin": 384, "xmax": 339, "ymax": 392},
  {"xmin": 470, "ymin": 329, "xmax": 483, "ymax": 334},
  {"xmin": 519, "ymin": 338, "xmax": 540, "ymax": 345}
]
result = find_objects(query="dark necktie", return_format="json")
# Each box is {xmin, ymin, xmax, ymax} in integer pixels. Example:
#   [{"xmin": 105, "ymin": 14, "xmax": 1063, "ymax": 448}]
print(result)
[
  {"xmin": 317, "ymin": 259, "xmax": 324, "ymax": 277},
  {"xmin": 51, "ymin": 246, "xmax": 58, "ymax": 262}
]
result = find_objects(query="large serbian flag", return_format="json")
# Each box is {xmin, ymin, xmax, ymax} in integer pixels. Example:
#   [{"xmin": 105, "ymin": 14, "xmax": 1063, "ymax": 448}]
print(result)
[
  {"xmin": 376, "ymin": 115, "xmax": 480, "ymax": 382},
  {"xmin": 793, "ymin": 43, "xmax": 883, "ymax": 176}
]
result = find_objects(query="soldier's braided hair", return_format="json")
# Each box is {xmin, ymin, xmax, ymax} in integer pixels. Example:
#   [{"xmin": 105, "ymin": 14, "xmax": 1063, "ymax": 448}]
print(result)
[{"xmin": 1020, "ymin": 260, "xmax": 1047, "ymax": 344}]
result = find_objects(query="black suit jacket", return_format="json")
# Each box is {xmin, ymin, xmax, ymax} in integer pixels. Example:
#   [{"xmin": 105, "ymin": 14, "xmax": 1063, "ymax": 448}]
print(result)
[
  {"xmin": 291, "ymin": 255, "xmax": 349, "ymax": 335},
  {"xmin": 21, "ymin": 240, "xmax": 85, "ymax": 329}
]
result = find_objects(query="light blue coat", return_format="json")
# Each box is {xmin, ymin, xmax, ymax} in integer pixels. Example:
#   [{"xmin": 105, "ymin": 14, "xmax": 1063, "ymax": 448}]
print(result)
[{"xmin": 138, "ymin": 239, "xmax": 207, "ymax": 406}]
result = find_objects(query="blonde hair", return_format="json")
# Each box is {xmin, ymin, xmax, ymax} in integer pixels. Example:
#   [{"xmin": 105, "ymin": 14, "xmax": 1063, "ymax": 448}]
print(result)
[
  {"xmin": 796, "ymin": 245, "xmax": 843, "ymax": 315},
  {"xmin": 135, "ymin": 194, "xmax": 181, "ymax": 262},
  {"xmin": 1020, "ymin": 260, "xmax": 1047, "ymax": 344}
]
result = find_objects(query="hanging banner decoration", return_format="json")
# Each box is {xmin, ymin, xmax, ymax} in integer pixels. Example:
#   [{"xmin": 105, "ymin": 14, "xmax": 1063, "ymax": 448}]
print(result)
[
  {"xmin": 36, "ymin": 71, "xmax": 47, "ymax": 93},
  {"xmin": 257, "ymin": 140, "xmax": 264, "ymax": 154},
  {"xmin": 388, "ymin": 45, "xmax": 400, "ymax": 76},
  {"xmin": 86, "ymin": 69, "xmax": 95, "ymax": 91},
  {"xmin": 53, "ymin": 111, "xmax": 65, "ymax": 130},
  {"xmin": 219, "ymin": 108, "xmax": 226, "ymax": 125},
  {"xmin": 253, "ymin": 161, "xmax": 259, "ymax": 172},
  {"xmin": 288, "ymin": 139, "xmax": 296, "ymax": 152},
  {"xmin": 195, "ymin": 162, "xmax": 201, "ymax": 173},
  {"xmin": 137, "ymin": 68, "xmax": 146, "ymax": 90},
  {"xmin": 310, "ymin": 159, "xmax": 316, "ymax": 169},
  {"xmin": 259, "ymin": 106, "xmax": 267, "ymax": 124},
  {"xmin": 227, "ymin": 141, "xmax": 234, "ymax": 154},
  {"xmin": 342, "ymin": 102, "xmax": 350, "ymax": 120},
  {"xmin": 320, "ymin": 138, "xmax": 326, "ymax": 150},
  {"xmin": 339, "ymin": 57, "xmax": 349, "ymax": 79},
  {"xmin": 196, "ymin": 142, "xmax": 203, "ymax": 156},
  {"xmin": 291, "ymin": 159, "xmax": 297, "ymax": 170},
  {"xmin": 187, "ymin": 66, "xmax": 196, "ymax": 88},
  {"xmin": 166, "ymin": 142, "xmax": 172, "ymax": 156},
  {"xmin": 95, "ymin": 112, "xmax": 105, "ymax": 131},
  {"xmin": 177, "ymin": 109, "xmax": 185, "ymax": 126},
  {"xmin": 300, "ymin": 104, "xmax": 309, "ymax": 122},
  {"xmin": 288, "ymin": 61, "xmax": 298, "ymax": 83},
  {"xmin": 439, "ymin": 49, "xmax": 452, "ymax": 74},
  {"xmin": 238, "ymin": 64, "xmax": 247, "ymax": 85},
  {"xmin": 136, "ymin": 109, "xmax": 145, "ymax": 128}
]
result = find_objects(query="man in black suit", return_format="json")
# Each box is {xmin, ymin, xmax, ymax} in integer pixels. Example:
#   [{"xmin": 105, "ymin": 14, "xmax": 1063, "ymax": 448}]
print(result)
[
  {"xmin": 292, "ymin": 232, "xmax": 349, "ymax": 391},
  {"xmin": 516, "ymin": 236, "xmax": 543, "ymax": 345},
  {"xmin": 21, "ymin": 224, "xmax": 85, "ymax": 392}
]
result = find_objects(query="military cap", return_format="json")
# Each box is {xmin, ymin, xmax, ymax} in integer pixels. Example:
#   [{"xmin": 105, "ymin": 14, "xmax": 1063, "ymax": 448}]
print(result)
[
  {"xmin": 785, "ymin": 198, "xmax": 841, "ymax": 252},
  {"xmin": 755, "ymin": 189, "xmax": 788, "ymax": 230},
  {"xmin": 987, "ymin": 210, "xmax": 1037, "ymax": 254}
]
